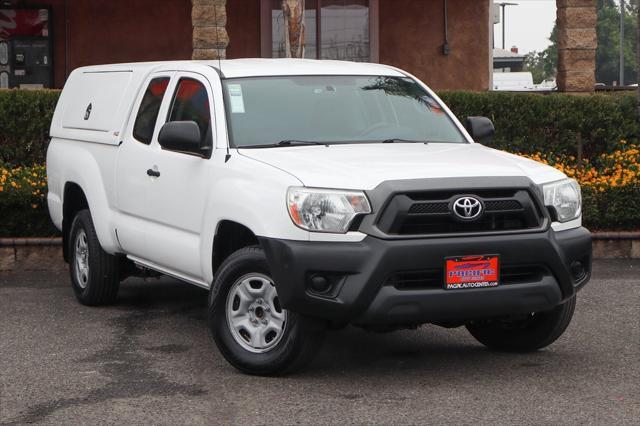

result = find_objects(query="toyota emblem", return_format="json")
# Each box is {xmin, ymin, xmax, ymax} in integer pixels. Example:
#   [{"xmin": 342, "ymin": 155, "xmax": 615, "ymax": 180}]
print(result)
[{"xmin": 452, "ymin": 196, "xmax": 483, "ymax": 220}]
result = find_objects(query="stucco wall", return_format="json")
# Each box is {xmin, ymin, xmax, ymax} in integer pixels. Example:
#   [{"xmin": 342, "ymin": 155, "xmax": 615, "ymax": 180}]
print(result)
[
  {"xmin": 378, "ymin": 0, "xmax": 491, "ymax": 91},
  {"xmin": 25, "ymin": 0, "xmax": 193, "ymax": 88},
  {"xmin": 226, "ymin": 0, "xmax": 262, "ymax": 58}
]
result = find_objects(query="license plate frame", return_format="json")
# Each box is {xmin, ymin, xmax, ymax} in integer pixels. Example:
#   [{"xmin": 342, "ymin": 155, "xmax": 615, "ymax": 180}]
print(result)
[{"xmin": 444, "ymin": 255, "xmax": 500, "ymax": 290}]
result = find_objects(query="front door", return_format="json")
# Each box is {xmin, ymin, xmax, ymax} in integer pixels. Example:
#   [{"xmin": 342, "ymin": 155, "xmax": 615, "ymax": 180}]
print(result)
[{"xmin": 138, "ymin": 72, "xmax": 216, "ymax": 281}]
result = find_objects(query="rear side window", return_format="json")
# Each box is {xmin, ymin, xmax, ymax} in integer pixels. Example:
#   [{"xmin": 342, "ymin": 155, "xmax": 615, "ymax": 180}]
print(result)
[
  {"xmin": 133, "ymin": 77, "xmax": 170, "ymax": 144},
  {"xmin": 168, "ymin": 78, "xmax": 211, "ymax": 146}
]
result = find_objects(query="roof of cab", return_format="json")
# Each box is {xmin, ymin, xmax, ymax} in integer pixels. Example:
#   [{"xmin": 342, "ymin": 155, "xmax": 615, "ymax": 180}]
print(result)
[
  {"xmin": 72, "ymin": 58, "xmax": 406, "ymax": 79},
  {"xmin": 208, "ymin": 58, "xmax": 405, "ymax": 78}
]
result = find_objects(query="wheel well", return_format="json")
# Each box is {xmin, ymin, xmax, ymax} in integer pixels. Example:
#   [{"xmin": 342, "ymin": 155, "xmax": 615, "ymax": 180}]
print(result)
[
  {"xmin": 62, "ymin": 182, "xmax": 89, "ymax": 262},
  {"xmin": 212, "ymin": 221, "xmax": 259, "ymax": 273}
]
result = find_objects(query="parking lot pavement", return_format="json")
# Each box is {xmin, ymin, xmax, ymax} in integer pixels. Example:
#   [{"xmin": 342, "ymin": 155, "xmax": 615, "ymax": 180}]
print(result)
[{"xmin": 0, "ymin": 259, "xmax": 638, "ymax": 425}]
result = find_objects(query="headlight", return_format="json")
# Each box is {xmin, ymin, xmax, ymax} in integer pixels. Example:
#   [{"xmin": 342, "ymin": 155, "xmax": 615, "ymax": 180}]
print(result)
[
  {"xmin": 542, "ymin": 179, "xmax": 582, "ymax": 223},
  {"xmin": 287, "ymin": 187, "xmax": 372, "ymax": 233}
]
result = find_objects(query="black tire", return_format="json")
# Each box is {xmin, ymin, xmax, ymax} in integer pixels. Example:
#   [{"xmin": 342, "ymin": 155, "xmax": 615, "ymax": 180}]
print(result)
[
  {"xmin": 466, "ymin": 296, "xmax": 576, "ymax": 352},
  {"xmin": 68, "ymin": 209, "xmax": 120, "ymax": 305},
  {"xmin": 208, "ymin": 246, "xmax": 325, "ymax": 375}
]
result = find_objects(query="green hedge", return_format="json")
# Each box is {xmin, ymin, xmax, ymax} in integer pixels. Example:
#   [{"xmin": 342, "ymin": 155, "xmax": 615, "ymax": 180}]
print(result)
[
  {"xmin": 582, "ymin": 186, "xmax": 640, "ymax": 231},
  {"xmin": 0, "ymin": 89, "xmax": 638, "ymax": 166},
  {"xmin": 0, "ymin": 207, "xmax": 58, "ymax": 237},
  {"xmin": 439, "ymin": 91, "xmax": 638, "ymax": 158},
  {"xmin": 0, "ymin": 89, "xmax": 59, "ymax": 165},
  {"xmin": 0, "ymin": 89, "xmax": 638, "ymax": 236}
]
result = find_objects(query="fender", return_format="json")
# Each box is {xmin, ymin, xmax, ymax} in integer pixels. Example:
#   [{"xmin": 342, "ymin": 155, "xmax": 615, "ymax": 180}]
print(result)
[
  {"xmin": 198, "ymin": 151, "xmax": 309, "ymax": 284},
  {"xmin": 48, "ymin": 139, "xmax": 121, "ymax": 254}
]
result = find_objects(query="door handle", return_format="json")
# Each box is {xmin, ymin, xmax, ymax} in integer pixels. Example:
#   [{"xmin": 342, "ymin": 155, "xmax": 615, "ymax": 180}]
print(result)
[{"xmin": 146, "ymin": 168, "xmax": 160, "ymax": 177}]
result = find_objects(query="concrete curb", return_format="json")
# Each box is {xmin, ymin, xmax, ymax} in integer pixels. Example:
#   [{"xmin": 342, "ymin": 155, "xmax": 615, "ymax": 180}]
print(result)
[
  {"xmin": 1, "ymin": 233, "xmax": 638, "ymax": 272},
  {"xmin": 0, "ymin": 238, "xmax": 65, "ymax": 272},
  {"xmin": 591, "ymin": 232, "xmax": 640, "ymax": 260},
  {"xmin": 0, "ymin": 237, "xmax": 62, "ymax": 246}
]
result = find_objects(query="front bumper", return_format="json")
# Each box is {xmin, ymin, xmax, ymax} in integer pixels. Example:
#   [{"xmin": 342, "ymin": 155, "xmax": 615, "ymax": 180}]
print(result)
[{"xmin": 259, "ymin": 227, "xmax": 592, "ymax": 325}]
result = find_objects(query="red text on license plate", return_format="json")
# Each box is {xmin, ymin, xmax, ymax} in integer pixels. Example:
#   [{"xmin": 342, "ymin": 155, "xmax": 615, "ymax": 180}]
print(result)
[{"xmin": 445, "ymin": 255, "xmax": 499, "ymax": 290}]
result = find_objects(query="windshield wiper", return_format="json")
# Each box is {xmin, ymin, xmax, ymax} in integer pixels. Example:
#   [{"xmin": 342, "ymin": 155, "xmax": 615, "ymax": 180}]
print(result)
[
  {"xmin": 239, "ymin": 140, "xmax": 327, "ymax": 149},
  {"xmin": 276, "ymin": 140, "xmax": 326, "ymax": 146},
  {"xmin": 381, "ymin": 138, "xmax": 429, "ymax": 144}
]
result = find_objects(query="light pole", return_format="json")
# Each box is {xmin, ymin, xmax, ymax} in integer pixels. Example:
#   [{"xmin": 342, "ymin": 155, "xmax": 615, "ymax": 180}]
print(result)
[
  {"xmin": 619, "ymin": 0, "xmax": 625, "ymax": 86},
  {"xmin": 497, "ymin": 2, "xmax": 518, "ymax": 50}
]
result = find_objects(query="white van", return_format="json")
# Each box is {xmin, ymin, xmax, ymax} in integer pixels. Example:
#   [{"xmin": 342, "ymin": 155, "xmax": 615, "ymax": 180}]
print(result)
[{"xmin": 492, "ymin": 72, "xmax": 535, "ymax": 91}]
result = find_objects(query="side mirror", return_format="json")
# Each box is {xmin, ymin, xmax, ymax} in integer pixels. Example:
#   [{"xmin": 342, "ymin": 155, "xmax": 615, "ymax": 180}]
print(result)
[
  {"xmin": 158, "ymin": 121, "xmax": 207, "ymax": 156},
  {"xmin": 465, "ymin": 116, "xmax": 495, "ymax": 145}
]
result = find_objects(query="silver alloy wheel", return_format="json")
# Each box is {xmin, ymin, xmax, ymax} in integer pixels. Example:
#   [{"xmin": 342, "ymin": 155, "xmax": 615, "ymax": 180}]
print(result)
[
  {"xmin": 74, "ymin": 228, "xmax": 89, "ymax": 289},
  {"xmin": 225, "ymin": 273, "xmax": 287, "ymax": 353}
]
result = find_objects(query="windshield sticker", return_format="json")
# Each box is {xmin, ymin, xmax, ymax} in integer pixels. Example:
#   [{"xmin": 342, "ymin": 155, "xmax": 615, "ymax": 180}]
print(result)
[
  {"xmin": 312, "ymin": 86, "xmax": 336, "ymax": 95},
  {"xmin": 228, "ymin": 84, "xmax": 245, "ymax": 113}
]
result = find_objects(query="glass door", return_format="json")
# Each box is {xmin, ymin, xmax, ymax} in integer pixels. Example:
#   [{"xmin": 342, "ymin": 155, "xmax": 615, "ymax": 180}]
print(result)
[{"xmin": 266, "ymin": 0, "xmax": 372, "ymax": 62}]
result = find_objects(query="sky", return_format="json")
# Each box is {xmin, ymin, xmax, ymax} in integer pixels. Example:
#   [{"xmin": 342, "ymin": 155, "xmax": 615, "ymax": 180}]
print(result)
[{"xmin": 493, "ymin": 0, "xmax": 558, "ymax": 55}]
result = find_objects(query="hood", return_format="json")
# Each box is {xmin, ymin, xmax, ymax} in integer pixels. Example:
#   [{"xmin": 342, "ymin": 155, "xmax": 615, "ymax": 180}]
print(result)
[{"xmin": 238, "ymin": 143, "xmax": 566, "ymax": 190}]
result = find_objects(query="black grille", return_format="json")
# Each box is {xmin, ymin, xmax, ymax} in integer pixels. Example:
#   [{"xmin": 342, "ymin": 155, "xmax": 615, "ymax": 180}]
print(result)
[
  {"xmin": 408, "ymin": 202, "xmax": 449, "ymax": 215},
  {"xmin": 501, "ymin": 264, "xmax": 547, "ymax": 284},
  {"xmin": 386, "ymin": 265, "xmax": 547, "ymax": 290},
  {"xmin": 408, "ymin": 200, "xmax": 523, "ymax": 215},
  {"xmin": 484, "ymin": 200, "xmax": 523, "ymax": 211},
  {"xmin": 377, "ymin": 189, "xmax": 543, "ymax": 236}
]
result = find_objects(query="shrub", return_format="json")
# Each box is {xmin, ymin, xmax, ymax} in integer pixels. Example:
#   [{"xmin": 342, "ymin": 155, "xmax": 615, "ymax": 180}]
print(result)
[
  {"xmin": 439, "ymin": 91, "xmax": 638, "ymax": 159},
  {"xmin": 1, "ymin": 143, "xmax": 637, "ymax": 236},
  {"xmin": 0, "ymin": 89, "xmax": 60, "ymax": 165},
  {"xmin": 0, "ymin": 89, "xmax": 637, "ymax": 166},
  {"xmin": 0, "ymin": 90, "xmax": 638, "ymax": 235},
  {"xmin": 519, "ymin": 142, "xmax": 639, "ymax": 230},
  {"xmin": 0, "ymin": 163, "xmax": 57, "ymax": 237}
]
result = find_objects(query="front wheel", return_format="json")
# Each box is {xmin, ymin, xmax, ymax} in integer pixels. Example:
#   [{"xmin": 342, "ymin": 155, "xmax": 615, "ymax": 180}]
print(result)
[
  {"xmin": 208, "ymin": 246, "xmax": 325, "ymax": 375},
  {"xmin": 466, "ymin": 296, "xmax": 576, "ymax": 352}
]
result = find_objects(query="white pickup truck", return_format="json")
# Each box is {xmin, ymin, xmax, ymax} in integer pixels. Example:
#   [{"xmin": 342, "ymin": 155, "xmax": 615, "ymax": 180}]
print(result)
[{"xmin": 47, "ymin": 59, "xmax": 591, "ymax": 375}]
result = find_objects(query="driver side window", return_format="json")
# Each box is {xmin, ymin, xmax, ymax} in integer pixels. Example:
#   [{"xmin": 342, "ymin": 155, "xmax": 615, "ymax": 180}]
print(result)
[{"xmin": 167, "ymin": 78, "xmax": 212, "ymax": 147}]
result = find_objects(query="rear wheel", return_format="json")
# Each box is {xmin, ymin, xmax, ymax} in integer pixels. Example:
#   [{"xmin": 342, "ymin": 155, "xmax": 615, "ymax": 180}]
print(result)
[
  {"xmin": 209, "ymin": 246, "xmax": 325, "ymax": 375},
  {"xmin": 466, "ymin": 296, "xmax": 576, "ymax": 352},
  {"xmin": 68, "ymin": 209, "xmax": 120, "ymax": 305}
]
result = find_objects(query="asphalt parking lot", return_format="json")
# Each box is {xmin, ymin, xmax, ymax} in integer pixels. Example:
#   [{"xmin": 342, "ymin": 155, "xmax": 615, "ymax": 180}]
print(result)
[{"xmin": 1, "ymin": 259, "xmax": 638, "ymax": 425}]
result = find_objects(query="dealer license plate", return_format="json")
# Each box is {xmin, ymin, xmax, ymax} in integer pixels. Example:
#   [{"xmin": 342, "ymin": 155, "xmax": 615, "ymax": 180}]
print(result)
[{"xmin": 445, "ymin": 255, "xmax": 499, "ymax": 290}]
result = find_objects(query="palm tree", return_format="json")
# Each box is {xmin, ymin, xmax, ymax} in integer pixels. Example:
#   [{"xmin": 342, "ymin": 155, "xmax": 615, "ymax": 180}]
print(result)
[{"xmin": 282, "ymin": 0, "xmax": 305, "ymax": 58}]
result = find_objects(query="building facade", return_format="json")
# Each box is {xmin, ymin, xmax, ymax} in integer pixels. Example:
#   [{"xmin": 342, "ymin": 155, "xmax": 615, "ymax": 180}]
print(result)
[{"xmin": 0, "ymin": 0, "xmax": 595, "ymax": 92}]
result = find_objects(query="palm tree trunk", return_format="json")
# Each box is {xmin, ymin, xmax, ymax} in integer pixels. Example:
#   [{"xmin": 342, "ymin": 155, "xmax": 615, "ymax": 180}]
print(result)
[{"xmin": 282, "ymin": 0, "xmax": 305, "ymax": 58}]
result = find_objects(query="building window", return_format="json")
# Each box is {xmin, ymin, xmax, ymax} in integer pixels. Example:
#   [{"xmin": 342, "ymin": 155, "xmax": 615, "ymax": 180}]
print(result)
[{"xmin": 263, "ymin": 0, "xmax": 377, "ymax": 62}]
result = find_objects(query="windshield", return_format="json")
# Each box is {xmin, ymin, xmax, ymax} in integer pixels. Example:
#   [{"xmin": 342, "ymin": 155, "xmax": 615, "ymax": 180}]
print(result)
[{"xmin": 223, "ymin": 75, "xmax": 467, "ymax": 148}]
